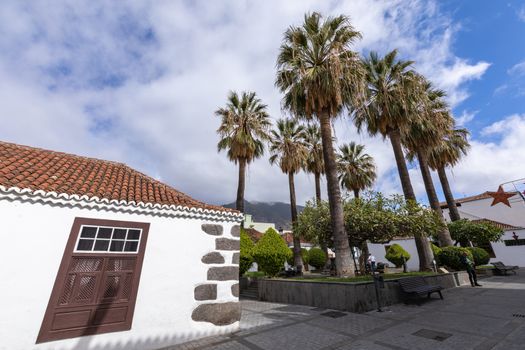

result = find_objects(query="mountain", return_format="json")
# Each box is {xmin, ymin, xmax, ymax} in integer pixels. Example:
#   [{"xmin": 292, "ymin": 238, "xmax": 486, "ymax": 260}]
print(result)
[{"xmin": 222, "ymin": 201, "xmax": 304, "ymax": 230}]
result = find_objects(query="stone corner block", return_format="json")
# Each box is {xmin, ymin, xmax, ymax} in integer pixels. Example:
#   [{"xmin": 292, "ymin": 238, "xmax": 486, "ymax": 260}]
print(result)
[
  {"xmin": 231, "ymin": 283, "xmax": 239, "ymax": 297},
  {"xmin": 201, "ymin": 224, "xmax": 223, "ymax": 236},
  {"xmin": 207, "ymin": 266, "xmax": 239, "ymax": 281},
  {"xmin": 191, "ymin": 302, "xmax": 241, "ymax": 326},
  {"xmin": 230, "ymin": 225, "xmax": 240, "ymax": 237},
  {"xmin": 201, "ymin": 252, "xmax": 225, "ymax": 264},
  {"xmin": 194, "ymin": 284, "xmax": 217, "ymax": 301},
  {"xmin": 232, "ymin": 252, "xmax": 240, "ymax": 265},
  {"xmin": 216, "ymin": 238, "xmax": 240, "ymax": 251}
]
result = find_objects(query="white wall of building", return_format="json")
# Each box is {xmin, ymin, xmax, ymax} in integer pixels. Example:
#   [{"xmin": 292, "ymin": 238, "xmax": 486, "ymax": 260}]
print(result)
[
  {"xmin": 0, "ymin": 198, "xmax": 239, "ymax": 350},
  {"xmin": 367, "ymin": 239, "xmax": 421, "ymax": 272},
  {"xmin": 490, "ymin": 229, "xmax": 525, "ymax": 267}
]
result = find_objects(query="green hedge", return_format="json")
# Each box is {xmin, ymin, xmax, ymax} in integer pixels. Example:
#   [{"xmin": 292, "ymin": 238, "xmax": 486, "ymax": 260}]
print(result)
[
  {"xmin": 308, "ymin": 247, "xmax": 327, "ymax": 269},
  {"xmin": 252, "ymin": 228, "xmax": 291, "ymax": 277},
  {"xmin": 431, "ymin": 243, "xmax": 442, "ymax": 266},
  {"xmin": 385, "ymin": 244, "xmax": 411, "ymax": 268},
  {"xmin": 467, "ymin": 247, "xmax": 490, "ymax": 266},
  {"xmin": 240, "ymin": 228, "xmax": 255, "ymax": 275},
  {"xmin": 438, "ymin": 246, "xmax": 473, "ymax": 270}
]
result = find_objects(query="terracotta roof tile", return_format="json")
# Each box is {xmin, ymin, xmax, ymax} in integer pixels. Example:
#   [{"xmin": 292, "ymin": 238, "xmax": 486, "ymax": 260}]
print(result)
[
  {"xmin": 440, "ymin": 191, "xmax": 518, "ymax": 208},
  {"xmin": 470, "ymin": 218, "xmax": 523, "ymax": 231},
  {"xmin": 0, "ymin": 141, "xmax": 237, "ymax": 213}
]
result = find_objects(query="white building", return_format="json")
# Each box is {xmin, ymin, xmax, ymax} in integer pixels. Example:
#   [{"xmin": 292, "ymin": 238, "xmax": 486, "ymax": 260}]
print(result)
[
  {"xmin": 0, "ymin": 141, "xmax": 243, "ymax": 350},
  {"xmin": 243, "ymin": 214, "xmax": 275, "ymax": 233}
]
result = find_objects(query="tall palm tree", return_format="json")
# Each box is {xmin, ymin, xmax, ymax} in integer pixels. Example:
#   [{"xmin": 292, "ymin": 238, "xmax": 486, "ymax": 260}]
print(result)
[
  {"xmin": 428, "ymin": 127, "xmax": 470, "ymax": 222},
  {"xmin": 276, "ymin": 12, "xmax": 366, "ymax": 276},
  {"xmin": 269, "ymin": 118, "xmax": 308, "ymax": 270},
  {"xmin": 353, "ymin": 50, "xmax": 434, "ymax": 270},
  {"xmin": 216, "ymin": 91, "xmax": 271, "ymax": 213},
  {"xmin": 337, "ymin": 142, "xmax": 377, "ymax": 198},
  {"xmin": 403, "ymin": 78, "xmax": 454, "ymax": 247},
  {"xmin": 303, "ymin": 124, "xmax": 324, "ymax": 203}
]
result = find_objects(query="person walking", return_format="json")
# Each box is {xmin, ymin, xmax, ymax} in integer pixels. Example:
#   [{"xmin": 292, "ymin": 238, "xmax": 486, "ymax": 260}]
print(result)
[
  {"xmin": 367, "ymin": 254, "xmax": 376, "ymax": 273},
  {"xmin": 460, "ymin": 251, "xmax": 481, "ymax": 287}
]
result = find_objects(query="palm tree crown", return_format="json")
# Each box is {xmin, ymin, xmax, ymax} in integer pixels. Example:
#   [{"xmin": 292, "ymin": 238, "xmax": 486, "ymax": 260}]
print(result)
[
  {"xmin": 216, "ymin": 91, "xmax": 271, "ymax": 164},
  {"xmin": 303, "ymin": 124, "xmax": 324, "ymax": 175},
  {"xmin": 337, "ymin": 142, "xmax": 376, "ymax": 198},
  {"xmin": 428, "ymin": 127, "xmax": 470, "ymax": 170},
  {"xmin": 269, "ymin": 119, "xmax": 308, "ymax": 174}
]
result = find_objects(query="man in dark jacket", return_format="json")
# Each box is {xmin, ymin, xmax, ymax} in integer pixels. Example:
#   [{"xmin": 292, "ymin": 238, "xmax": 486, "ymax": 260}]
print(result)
[{"xmin": 460, "ymin": 251, "xmax": 481, "ymax": 287}]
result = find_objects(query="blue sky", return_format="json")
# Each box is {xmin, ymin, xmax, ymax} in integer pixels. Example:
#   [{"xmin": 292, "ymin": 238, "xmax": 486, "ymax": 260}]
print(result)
[{"xmin": 1, "ymin": 0, "xmax": 525, "ymax": 205}]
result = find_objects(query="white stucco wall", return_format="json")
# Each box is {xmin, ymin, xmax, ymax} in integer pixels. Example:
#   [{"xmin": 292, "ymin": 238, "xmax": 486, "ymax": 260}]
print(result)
[
  {"xmin": 490, "ymin": 229, "xmax": 525, "ymax": 267},
  {"xmin": 0, "ymin": 198, "xmax": 240, "ymax": 350},
  {"xmin": 367, "ymin": 239, "xmax": 422, "ymax": 272}
]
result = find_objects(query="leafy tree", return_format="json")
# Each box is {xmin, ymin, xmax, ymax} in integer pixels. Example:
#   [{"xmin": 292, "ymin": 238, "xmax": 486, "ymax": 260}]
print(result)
[
  {"xmin": 467, "ymin": 247, "xmax": 490, "ymax": 266},
  {"xmin": 353, "ymin": 50, "xmax": 434, "ymax": 270},
  {"xmin": 269, "ymin": 118, "xmax": 308, "ymax": 270},
  {"xmin": 447, "ymin": 219, "xmax": 504, "ymax": 247},
  {"xmin": 303, "ymin": 124, "xmax": 324, "ymax": 203},
  {"xmin": 240, "ymin": 228, "xmax": 255, "ymax": 275},
  {"xmin": 385, "ymin": 244, "xmax": 411, "ymax": 268},
  {"xmin": 276, "ymin": 12, "xmax": 366, "ymax": 276},
  {"xmin": 295, "ymin": 200, "xmax": 332, "ymax": 260},
  {"xmin": 216, "ymin": 91, "xmax": 271, "ymax": 213},
  {"xmin": 308, "ymin": 248, "xmax": 328, "ymax": 270},
  {"xmin": 337, "ymin": 142, "xmax": 377, "ymax": 198},
  {"xmin": 252, "ymin": 228, "xmax": 292, "ymax": 277}
]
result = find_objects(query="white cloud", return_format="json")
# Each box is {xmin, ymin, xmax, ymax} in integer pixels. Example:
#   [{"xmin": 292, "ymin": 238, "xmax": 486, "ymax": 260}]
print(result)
[
  {"xmin": 508, "ymin": 61, "xmax": 525, "ymax": 77},
  {"xmin": 0, "ymin": 0, "xmax": 496, "ymax": 206},
  {"xmin": 455, "ymin": 110, "xmax": 478, "ymax": 126},
  {"xmin": 518, "ymin": 6, "xmax": 525, "ymax": 22}
]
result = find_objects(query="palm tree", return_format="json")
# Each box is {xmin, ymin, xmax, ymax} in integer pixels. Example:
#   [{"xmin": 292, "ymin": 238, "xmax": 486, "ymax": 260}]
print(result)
[
  {"xmin": 269, "ymin": 118, "xmax": 308, "ymax": 271},
  {"xmin": 403, "ymin": 78, "xmax": 454, "ymax": 247},
  {"xmin": 353, "ymin": 50, "xmax": 434, "ymax": 270},
  {"xmin": 276, "ymin": 12, "xmax": 366, "ymax": 276},
  {"xmin": 303, "ymin": 124, "xmax": 324, "ymax": 203},
  {"xmin": 216, "ymin": 91, "xmax": 271, "ymax": 213},
  {"xmin": 428, "ymin": 127, "xmax": 470, "ymax": 222},
  {"xmin": 337, "ymin": 142, "xmax": 377, "ymax": 198}
]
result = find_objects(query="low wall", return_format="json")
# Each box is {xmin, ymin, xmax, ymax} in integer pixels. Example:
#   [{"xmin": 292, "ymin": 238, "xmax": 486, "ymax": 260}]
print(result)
[{"xmin": 258, "ymin": 272, "xmax": 470, "ymax": 313}]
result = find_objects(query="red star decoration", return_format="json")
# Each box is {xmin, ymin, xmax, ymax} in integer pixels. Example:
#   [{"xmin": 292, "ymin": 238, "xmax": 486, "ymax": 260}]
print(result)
[{"xmin": 488, "ymin": 186, "xmax": 515, "ymax": 207}]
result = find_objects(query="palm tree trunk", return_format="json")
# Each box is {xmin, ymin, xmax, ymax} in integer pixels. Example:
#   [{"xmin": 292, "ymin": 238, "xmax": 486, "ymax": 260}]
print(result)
[
  {"xmin": 417, "ymin": 150, "xmax": 454, "ymax": 247},
  {"xmin": 353, "ymin": 189, "xmax": 360, "ymax": 199},
  {"xmin": 438, "ymin": 166, "xmax": 461, "ymax": 222},
  {"xmin": 388, "ymin": 129, "xmax": 433, "ymax": 271},
  {"xmin": 319, "ymin": 110, "xmax": 355, "ymax": 277},
  {"xmin": 314, "ymin": 172, "xmax": 322, "ymax": 204},
  {"xmin": 288, "ymin": 172, "xmax": 303, "ymax": 271},
  {"xmin": 236, "ymin": 158, "xmax": 246, "ymax": 213}
]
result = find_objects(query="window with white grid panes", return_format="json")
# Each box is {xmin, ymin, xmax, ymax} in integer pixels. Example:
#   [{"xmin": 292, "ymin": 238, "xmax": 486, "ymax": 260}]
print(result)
[{"xmin": 75, "ymin": 225, "xmax": 142, "ymax": 253}]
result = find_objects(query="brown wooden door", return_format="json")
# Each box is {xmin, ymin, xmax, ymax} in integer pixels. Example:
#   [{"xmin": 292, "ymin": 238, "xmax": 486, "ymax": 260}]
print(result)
[{"xmin": 37, "ymin": 218, "xmax": 150, "ymax": 344}]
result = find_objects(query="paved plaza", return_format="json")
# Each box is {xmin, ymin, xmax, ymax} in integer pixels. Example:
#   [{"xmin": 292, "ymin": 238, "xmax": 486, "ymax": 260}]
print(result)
[{"xmin": 168, "ymin": 274, "xmax": 525, "ymax": 350}]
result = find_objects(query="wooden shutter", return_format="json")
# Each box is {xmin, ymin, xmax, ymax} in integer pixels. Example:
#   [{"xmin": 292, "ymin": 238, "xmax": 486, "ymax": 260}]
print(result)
[{"xmin": 36, "ymin": 218, "xmax": 149, "ymax": 344}]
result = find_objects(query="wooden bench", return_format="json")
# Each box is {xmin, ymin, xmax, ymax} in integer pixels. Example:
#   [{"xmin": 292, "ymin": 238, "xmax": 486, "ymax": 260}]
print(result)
[
  {"xmin": 492, "ymin": 261, "xmax": 519, "ymax": 275},
  {"xmin": 398, "ymin": 277, "xmax": 443, "ymax": 301}
]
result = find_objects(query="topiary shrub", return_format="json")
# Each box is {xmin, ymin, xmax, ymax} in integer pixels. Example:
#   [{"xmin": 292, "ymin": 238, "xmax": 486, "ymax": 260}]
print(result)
[
  {"xmin": 308, "ymin": 247, "xmax": 327, "ymax": 270},
  {"xmin": 467, "ymin": 247, "xmax": 490, "ymax": 266},
  {"xmin": 438, "ymin": 246, "xmax": 473, "ymax": 271},
  {"xmin": 301, "ymin": 248, "xmax": 309, "ymax": 268},
  {"xmin": 431, "ymin": 243, "xmax": 442, "ymax": 266},
  {"xmin": 252, "ymin": 228, "xmax": 292, "ymax": 277},
  {"xmin": 385, "ymin": 244, "xmax": 411, "ymax": 268},
  {"xmin": 240, "ymin": 228, "xmax": 255, "ymax": 276}
]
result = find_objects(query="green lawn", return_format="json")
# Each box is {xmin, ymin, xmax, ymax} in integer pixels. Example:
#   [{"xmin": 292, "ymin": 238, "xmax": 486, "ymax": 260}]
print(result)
[{"xmin": 289, "ymin": 271, "xmax": 437, "ymax": 283}]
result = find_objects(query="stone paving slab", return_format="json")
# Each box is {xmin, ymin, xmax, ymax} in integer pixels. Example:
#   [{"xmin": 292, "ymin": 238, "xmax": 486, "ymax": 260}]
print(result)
[{"xmin": 168, "ymin": 273, "xmax": 525, "ymax": 350}]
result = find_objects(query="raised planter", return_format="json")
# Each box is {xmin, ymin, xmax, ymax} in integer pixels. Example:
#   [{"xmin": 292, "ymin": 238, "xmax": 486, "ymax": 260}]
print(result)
[{"xmin": 258, "ymin": 272, "xmax": 470, "ymax": 313}]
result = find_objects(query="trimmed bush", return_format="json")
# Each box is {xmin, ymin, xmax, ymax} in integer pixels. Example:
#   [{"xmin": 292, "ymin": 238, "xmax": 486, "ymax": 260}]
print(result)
[
  {"xmin": 240, "ymin": 229, "xmax": 255, "ymax": 275},
  {"xmin": 438, "ymin": 246, "xmax": 473, "ymax": 270},
  {"xmin": 467, "ymin": 247, "xmax": 490, "ymax": 266},
  {"xmin": 308, "ymin": 247, "xmax": 327, "ymax": 270},
  {"xmin": 431, "ymin": 243, "xmax": 442, "ymax": 266},
  {"xmin": 385, "ymin": 244, "xmax": 411, "ymax": 268},
  {"xmin": 301, "ymin": 248, "xmax": 309, "ymax": 267},
  {"xmin": 252, "ymin": 228, "xmax": 292, "ymax": 277}
]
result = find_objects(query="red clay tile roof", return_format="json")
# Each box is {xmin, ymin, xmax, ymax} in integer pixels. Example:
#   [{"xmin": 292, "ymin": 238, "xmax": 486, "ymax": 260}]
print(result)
[
  {"xmin": 470, "ymin": 219, "xmax": 523, "ymax": 231},
  {"xmin": 0, "ymin": 141, "xmax": 237, "ymax": 213},
  {"xmin": 244, "ymin": 228, "xmax": 264, "ymax": 243},
  {"xmin": 439, "ymin": 191, "xmax": 518, "ymax": 208}
]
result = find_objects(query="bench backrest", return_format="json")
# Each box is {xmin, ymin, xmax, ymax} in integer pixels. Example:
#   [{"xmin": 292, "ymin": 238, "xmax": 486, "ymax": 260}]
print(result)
[
  {"xmin": 492, "ymin": 261, "xmax": 505, "ymax": 268},
  {"xmin": 398, "ymin": 276, "xmax": 427, "ymax": 290}
]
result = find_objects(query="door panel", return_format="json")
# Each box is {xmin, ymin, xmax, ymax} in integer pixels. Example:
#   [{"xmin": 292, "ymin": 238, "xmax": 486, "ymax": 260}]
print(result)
[{"xmin": 37, "ymin": 218, "xmax": 149, "ymax": 344}]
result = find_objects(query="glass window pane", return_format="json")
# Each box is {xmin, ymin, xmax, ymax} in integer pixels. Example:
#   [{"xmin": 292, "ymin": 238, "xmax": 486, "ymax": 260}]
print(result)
[
  {"xmin": 113, "ymin": 228, "xmax": 127, "ymax": 240},
  {"xmin": 124, "ymin": 241, "xmax": 139, "ymax": 252},
  {"xmin": 80, "ymin": 226, "xmax": 97, "ymax": 238},
  {"xmin": 98, "ymin": 227, "xmax": 113, "ymax": 239},
  {"xmin": 77, "ymin": 239, "xmax": 94, "ymax": 251},
  {"xmin": 127, "ymin": 229, "xmax": 141, "ymax": 240},
  {"xmin": 110, "ymin": 240, "xmax": 124, "ymax": 252},
  {"xmin": 94, "ymin": 240, "xmax": 110, "ymax": 251}
]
